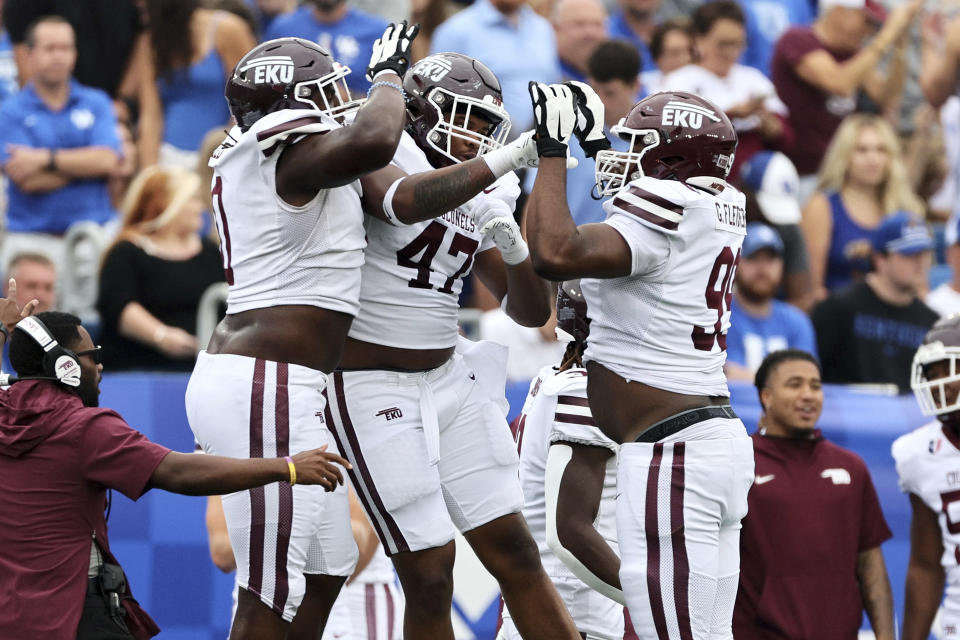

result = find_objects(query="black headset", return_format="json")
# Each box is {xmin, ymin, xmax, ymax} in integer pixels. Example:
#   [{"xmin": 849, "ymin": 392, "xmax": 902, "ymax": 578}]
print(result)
[{"xmin": 10, "ymin": 316, "xmax": 82, "ymax": 387}]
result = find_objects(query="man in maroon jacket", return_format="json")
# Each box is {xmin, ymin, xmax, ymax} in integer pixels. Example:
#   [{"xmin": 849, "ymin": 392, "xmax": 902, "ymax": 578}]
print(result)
[
  {"xmin": 0, "ymin": 305, "xmax": 351, "ymax": 639},
  {"xmin": 733, "ymin": 349, "xmax": 894, "ymax": 639}
]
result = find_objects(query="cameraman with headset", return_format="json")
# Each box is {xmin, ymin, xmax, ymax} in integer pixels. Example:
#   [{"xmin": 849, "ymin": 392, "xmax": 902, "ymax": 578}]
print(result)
[{"xmin": 0, "ymin": 287, "xmax": 354, "ymax": 640}]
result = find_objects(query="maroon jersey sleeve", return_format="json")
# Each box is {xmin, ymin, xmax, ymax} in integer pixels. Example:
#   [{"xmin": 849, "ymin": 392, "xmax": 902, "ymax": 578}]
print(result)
[
  {"xmin": 776, "ymin": 28, "xmax": 823, "ymax": 67},
  {"xmin": 80, "ymin": 411, "xmax": 171, "ymax": 500},
  {"xmin": 858, "ymin": 462, "xmax": 893, "ymax": 551}
]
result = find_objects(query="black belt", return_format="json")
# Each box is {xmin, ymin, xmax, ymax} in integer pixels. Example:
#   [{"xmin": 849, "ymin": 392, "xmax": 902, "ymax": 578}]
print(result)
[{"xmin": 635, "ymin": 405, "xmax": 737, "ymax": 443}]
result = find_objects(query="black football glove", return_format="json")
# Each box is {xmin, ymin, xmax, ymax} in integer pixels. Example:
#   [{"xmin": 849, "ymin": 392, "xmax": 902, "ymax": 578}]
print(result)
[
  {"xmin": 566, "ymin": 80, "xmax": 611, "ymax": 159},
  {"xmin": 528, "ymin": 81, "xmax": 577, "ymax": 158},
  {"xmin": 366, "ymin": 21, "xmax": 421, "ymax": 82}
]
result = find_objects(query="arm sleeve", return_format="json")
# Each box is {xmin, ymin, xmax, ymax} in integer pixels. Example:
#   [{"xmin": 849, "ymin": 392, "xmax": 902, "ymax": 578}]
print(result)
[
  {"xmin": 603, "ymin": 214, "xmax": 671, "ymax": 278},
  {"xmin": 791, "ymin": 310, "xmax": 818, "ymax": 359},
  {"xmin": 858, "ymin": 462, "xmax": 894, "ymax": 551},
  {"xmin": 96, "ymin": 241, "xmax": 143, "ymax": 324},
  {"xmin": 80, "ymin": 411, "xmax": 171, "ymax": 500},
  {"xmin": 87, "ymin": 92, "xmax": 122, "ymax": 152},
  {"xmin": 0, "ymin": 106, "xmax": 29, "ymax": 165},
  {"xmin": 777, "ymin": 29, "xmax": 821, "ymax": 67}
]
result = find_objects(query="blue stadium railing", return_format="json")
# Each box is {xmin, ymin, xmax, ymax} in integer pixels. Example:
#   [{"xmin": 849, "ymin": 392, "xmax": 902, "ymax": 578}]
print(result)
[{"xmin": 101, "ymin": 372, "xmax": 929, "ymax": 640}]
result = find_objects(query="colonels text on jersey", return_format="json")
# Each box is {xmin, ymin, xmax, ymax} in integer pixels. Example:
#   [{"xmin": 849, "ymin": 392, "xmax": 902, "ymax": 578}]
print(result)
[
  {"xmin": 348, "ymin": 130, "xmax": 520, "ymax": 349},
  {"xmin": 581, "ymin": 173, "xmax": 747, "ymax": 396}
]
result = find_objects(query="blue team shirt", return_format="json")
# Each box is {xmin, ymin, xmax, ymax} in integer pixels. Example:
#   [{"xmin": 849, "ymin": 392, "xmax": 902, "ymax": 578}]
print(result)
[
  {"xmin": 726, "ymin": 298, "xmax": 818, "ymax": 372},
  {"xmin": 431, "ymin": 0, "xmax": 560, "ymax": 132},
  {"xmin": 264, "ymin": 6, "xmax": 387, "ymax": 93},
  {"xmin": 740, "ymin": 0, "xmax": 815, "ymax": 76},
  {"xmin": 0, "ymin": 31, "xmax": 18, "ymax": 104},
  {"xmin": 607, "ymin": 10, "xmax": 657, "ymax": 72},
  {"xmin": 0, "ymin": 81, "xmax": 120, "ymax": 234}
]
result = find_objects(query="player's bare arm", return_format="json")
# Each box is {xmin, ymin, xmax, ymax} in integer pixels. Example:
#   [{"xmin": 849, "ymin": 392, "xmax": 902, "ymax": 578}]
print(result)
[
  {"xmin": 524, "ymin": 83, "xmax": 632, "ymax": 281},
  {"xmin": 903, "ymin": 493, "xmax": 946, "ymax": 640},
  {"xmin": 856, "ymin": 546, "xmax": 894, "ymax": 640},
  {"xmin": 276, "ymin": 22, "xmax": 420, "ymax": 203},
  {"xmin": 473, "ymin": 246, "xmax": 551, "ymax": 328},
  {"xmin": 545, "ymin": 442, "xmax": 623, "ymax": 602},
  {"xmin": 359, "ymin": 131, "xmax": 539, "ymax": 225}
]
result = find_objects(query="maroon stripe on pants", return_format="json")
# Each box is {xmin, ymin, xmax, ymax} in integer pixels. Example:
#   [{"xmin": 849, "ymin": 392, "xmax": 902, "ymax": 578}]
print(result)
[
  {"xmin": 384, "ymin": 584, "xmax": 395, "ymax": 637},
  {"xmin": 247, "ymin": 359, "xmax": 267, "ymax": 596},
  {"xmin": 272, "ymin": 363, "xmax": 292, "ymax": 614},
  {"xmin": 644, "ymin": 443, "xmax": 669, "ymax": 639},
  {"xmin": 671, "ymin": 443, "xmax": 693, "ymax": 640},
  {"xmin": 330, "ymin": 372, "xmax": 410, "ymax": 554},
  {"xmin": 365, "ymin": 583, "xmax": 377, "ymax": 639}
]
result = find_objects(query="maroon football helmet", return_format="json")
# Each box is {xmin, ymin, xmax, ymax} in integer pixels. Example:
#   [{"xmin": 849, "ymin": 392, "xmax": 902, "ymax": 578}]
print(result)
[
  {"xmin": 225, "ymin": 38, "xmax": 360, "ymax": 132},
  {"xmin": 403, "ymin": 52, "xmax": 511, "ymax": 167},
  {"xmin": 594, "ymin": 91, "xmax": 738, "ymax": 196},
  {"xmin": 913, "ymin": 314, "xmax": 960, "ymax": 417},
  {"xmin": 555, "ymin": 280, "xmax": 590, "ymax": 345}
]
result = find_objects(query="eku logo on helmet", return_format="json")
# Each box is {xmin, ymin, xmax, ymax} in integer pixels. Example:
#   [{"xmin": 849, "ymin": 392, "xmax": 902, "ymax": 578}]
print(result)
[
  {"xmin": 240, "ymin": 55, "xmax": 295, "ymax": 85},
  {"xmin": 661, "ymin": 101, "xmax": 721, "ymax": 130},
  {"xmin": 413, "ymin": 57, "xmax": 452, "ymax": 82}
]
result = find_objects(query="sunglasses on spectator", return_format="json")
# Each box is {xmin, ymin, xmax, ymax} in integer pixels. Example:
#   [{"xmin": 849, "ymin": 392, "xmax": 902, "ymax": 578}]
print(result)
[{"xmin": 75, "ymin": 346, "xmax": 102, "ymax": 365}]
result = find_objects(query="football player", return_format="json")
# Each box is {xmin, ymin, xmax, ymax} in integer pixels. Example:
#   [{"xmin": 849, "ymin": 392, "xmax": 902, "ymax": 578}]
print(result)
[
  {"xmin": 499, "ymin": 280, "xmax": 623, "ymax": 640},
  {"xmin": 324, "ymin": 53, "xmax": 581, "ymax": 639},
  {"xmin": 895, "ymin": 314, "xmax": 960, "ymax": 639},
  {"xmin": 185, "ymin": 26, "xmax": 419, "ymax": 640},
  {"xmin": 525, "ymin": 84, "xmax": 756, "ymax": 639}
]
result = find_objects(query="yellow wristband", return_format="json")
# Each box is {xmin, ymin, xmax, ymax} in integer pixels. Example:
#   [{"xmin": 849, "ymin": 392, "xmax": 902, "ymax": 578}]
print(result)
[{"xmin": 284, "ymin": 456, "xmax": 296, "ymax": 486}]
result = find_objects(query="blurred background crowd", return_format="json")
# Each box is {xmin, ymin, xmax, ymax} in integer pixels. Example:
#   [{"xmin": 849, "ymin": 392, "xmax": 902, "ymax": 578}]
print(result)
[{"xmin": 1, "ymin": 0, "xmax": 959, "ymax": 395}]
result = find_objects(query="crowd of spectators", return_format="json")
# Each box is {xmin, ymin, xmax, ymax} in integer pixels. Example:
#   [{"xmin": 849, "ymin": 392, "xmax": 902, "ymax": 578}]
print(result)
[{"xmin": 0, "ymin": 0, "xmax": 958, "ymax": 397}]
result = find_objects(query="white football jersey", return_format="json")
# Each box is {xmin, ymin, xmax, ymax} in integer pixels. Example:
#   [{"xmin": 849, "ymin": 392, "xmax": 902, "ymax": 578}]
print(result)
[
  {"xmin": 348, "ymin": 131, "xmax": 520, "ymax": 349},
  {"xmin": 893, "ymin": 421, "xmax": 960, "ymax": 619},
  {"xmin": 509, "ymin": 364, "xmax": 622, "ymax": 638},
  {"xmin": 209, "ymin": 109, "xmax": 366, "ymax": 316},
  {"xmin": 582, "ymin": 175, "xmax": 747, "ymax": 396}
]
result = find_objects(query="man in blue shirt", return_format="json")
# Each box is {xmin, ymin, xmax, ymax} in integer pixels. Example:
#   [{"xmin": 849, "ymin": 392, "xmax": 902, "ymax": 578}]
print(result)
[
  {"xmin": 263, "ymin": 0, "xmax": 387, "ymax": 94},
  {"xmin": 607, "ymin": 0, "xmax": 661, "ymax": 73},
  {"xmin": 431, "ymin": 0, "xmax": 560, "ymax": 132},
  {"xmin": 0, "ymin": 16, "xmax": 120, "ymax": 266},
  {"xmin": 552, "ymin": 0, "xmax": 608, "ymax": 83},
  {"xmin": 726, "ymin": 222, "xmax": 817, "ymax": 381}
]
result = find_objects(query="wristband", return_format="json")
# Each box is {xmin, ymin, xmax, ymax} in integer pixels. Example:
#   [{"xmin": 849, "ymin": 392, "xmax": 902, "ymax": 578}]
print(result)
[
  {"xmin": 367, "ymin": 81, "xmax": 405, "ymax": 99},
  {"xmin": 501, "ymin": 239, "xmax": 529, "ymax": 266},
  {"xmin": 284, "ymin": 456, "xmax": 296, "ymax": 486},
  {"xmin": 482, "ymin": 145, "xmax": 524, "ymax": 179},
  {"xmin": 381, "ymin": 177, "xmax": 409, "ymax": 226}
]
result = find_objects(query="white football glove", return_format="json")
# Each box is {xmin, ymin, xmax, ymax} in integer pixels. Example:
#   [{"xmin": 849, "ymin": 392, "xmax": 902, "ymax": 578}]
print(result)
[
  {"xmin": 472, "ymin": 197, "xmax": 529, "ymax": 265},
  {"xmin": 528, "ymin": 81, "xmax": 577, "ymax": 158},
  {"xmin": 366, "ymin": 21, "xmax": 420, "ymax": 82},
  {"xmin": 482, "ymin": 130, "xmax": 578, "ymax": 178},
  {"xmin": 566, "ymin": 80, "xmax": 611, "ymax": 159}
]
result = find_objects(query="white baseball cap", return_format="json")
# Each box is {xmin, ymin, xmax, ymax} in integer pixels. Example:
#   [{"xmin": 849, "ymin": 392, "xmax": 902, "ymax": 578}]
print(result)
[
  {"xmin": 738, "ymin": 151, "xmax": 802, "ymax": 225},
  {"xmin": 819, "ymin": 0, "xmax": 887, "ymax": 22}
]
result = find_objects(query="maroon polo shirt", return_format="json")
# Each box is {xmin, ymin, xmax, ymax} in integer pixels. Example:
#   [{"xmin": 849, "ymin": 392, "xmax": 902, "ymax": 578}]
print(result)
[
  {"xmin": 771, "ymin": 27, "xmax": 855, "ymax": 176},
  {"xmin": 734, "ymin": 430, "xmax": 891, "ymax": 639},
  {"xmin": 0, "ymin": 381, "xmax": 170, "ymax": 639}
]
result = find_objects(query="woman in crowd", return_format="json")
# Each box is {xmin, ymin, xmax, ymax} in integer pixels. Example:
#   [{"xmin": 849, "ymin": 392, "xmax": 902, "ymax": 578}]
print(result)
[
  {"xmin": 641, "ymin": 17, "xmax": 694, "ymax": 94},
  {"xmin": 139, "ymin": 0, "xmax": 255, "ymax": 169},
  {"xmin": 97, "ymin": 166, "xmax": 224, "ymax": 371},
  {"xmin": 802, "ymin": 113, "xmax": 925, "ymax": 300},
  {"xmin": 660, "ymin": 0, "xmax": 791, "ymax": 180}
]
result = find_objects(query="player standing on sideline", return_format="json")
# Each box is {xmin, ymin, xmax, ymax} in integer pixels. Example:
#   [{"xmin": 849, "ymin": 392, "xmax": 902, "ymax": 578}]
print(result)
[
  {"xmin": 325, "ymin": 53, "xmax": 582, "ymax": 640},
  {"xmin": 499, "ymin": 280, "xmax": 624, "ymax": 640},
  {"xmin": 525, "ymin": 85, "xmax": 755, "ymax": 639},
  {"xmin": 184, "ymin": 25, "xmax": 420, "ymax": 640},
  {"xmin": 895, "ymin": 314, "xmax": 960, "ymax": 639}
]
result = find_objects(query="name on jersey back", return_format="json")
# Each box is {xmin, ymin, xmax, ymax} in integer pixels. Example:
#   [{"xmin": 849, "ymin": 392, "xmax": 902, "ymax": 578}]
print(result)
[
  {"xmin": 715, "ymin": 201, "xmax": 747, "ymax": 235},
  {"xmin": 442, "ymin": 208, "xmax": 476, "ymax": 234}
]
